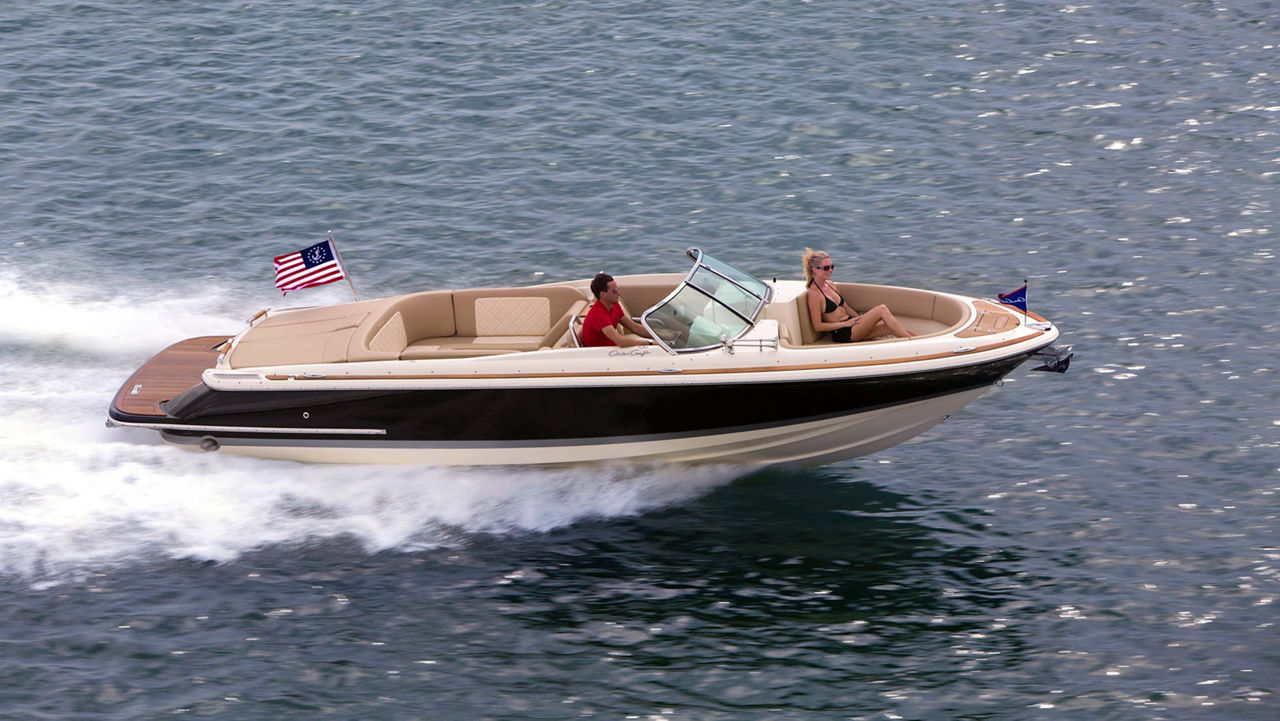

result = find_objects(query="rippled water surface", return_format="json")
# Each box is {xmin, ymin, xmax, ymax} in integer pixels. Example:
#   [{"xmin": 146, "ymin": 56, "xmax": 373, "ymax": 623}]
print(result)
[{"xmin": 2, "ymin": 1, "xmax": 1277, "ymax": 719}]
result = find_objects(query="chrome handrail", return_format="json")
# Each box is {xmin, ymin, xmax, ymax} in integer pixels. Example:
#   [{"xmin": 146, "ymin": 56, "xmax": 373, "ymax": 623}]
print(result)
[{"xmin": 722, "ymin": 336, "xmax": 779, "ymax": 354}]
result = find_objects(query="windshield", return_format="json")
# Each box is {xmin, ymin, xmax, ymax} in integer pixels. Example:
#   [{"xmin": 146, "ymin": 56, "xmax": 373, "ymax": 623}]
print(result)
[{"xmin": 641, "ymin": 248, "xmax": 772, "ymax": 353}]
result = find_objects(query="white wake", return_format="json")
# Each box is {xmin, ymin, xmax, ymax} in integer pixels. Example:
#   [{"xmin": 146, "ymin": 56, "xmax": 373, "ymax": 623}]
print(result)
[{"xmin": 0, "ymin": 272, "xmax": 743, "ymax": 584}]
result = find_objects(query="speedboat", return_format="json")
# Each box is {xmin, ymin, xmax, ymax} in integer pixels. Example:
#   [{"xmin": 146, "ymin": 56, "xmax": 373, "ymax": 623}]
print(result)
[{"xmin": 107, "ymin": 248, "xmax": 1070, "ymax": 466}]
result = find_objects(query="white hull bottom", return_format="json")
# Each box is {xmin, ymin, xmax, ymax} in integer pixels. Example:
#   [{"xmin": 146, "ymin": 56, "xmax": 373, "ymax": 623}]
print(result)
[{"xmin": 168, "ymin": 388, "xmax": 992, "ymax": 466}]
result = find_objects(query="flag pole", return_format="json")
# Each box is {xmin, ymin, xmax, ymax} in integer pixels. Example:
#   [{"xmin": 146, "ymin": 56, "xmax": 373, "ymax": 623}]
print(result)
[
  {"xmin": 328, "ymin": 230, "xmax": 359, "ymax": 301},
  {"xmin": 1020, "ymin": 278, "xmax": 1027, "ymax": 326}
]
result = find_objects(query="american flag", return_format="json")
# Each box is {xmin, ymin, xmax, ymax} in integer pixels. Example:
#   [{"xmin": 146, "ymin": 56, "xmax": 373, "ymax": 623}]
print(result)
[{"xmin": 274, "ymin": 239, "xmax": 346, "ymax": 294}]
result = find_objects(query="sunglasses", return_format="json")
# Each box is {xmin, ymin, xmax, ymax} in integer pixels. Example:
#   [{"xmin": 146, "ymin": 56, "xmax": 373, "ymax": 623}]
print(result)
[{"xmin": 817, "ymin": 263, "xmax": 834, "ymax": 271}]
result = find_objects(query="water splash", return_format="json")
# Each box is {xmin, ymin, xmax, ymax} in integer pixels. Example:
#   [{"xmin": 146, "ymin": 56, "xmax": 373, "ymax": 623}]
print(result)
[
  {"xmin": 0, "ymin": 270, "xmax": 745, "ymax": 585},
  {"xmin": 0, "ymin": 269, "xmax": 353, "ymax": 358},
  {"xmin": 0, "ymin": 436, "xmax": 742, "ymax": 584}
]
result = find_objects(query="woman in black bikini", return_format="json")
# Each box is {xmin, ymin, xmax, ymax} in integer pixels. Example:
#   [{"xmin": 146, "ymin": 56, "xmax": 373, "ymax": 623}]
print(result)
[{"xmin": 804, "ymin": 248, "xmax": 916, "ymax": 343}]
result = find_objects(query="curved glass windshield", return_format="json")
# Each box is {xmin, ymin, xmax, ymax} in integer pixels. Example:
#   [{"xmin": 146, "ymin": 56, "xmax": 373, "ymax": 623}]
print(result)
[{"xmin": 641, "ymin": 248, "xmax": 772, "ymax": 353}]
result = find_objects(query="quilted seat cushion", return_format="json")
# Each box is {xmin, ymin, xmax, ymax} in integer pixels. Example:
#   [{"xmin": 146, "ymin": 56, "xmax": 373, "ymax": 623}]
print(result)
[{"xmin": 474, "ymin": 296, "xmax": 551, "ymax": 336}]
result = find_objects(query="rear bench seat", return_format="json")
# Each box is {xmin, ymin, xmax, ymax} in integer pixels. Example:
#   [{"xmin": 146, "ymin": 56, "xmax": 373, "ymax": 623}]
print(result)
[
  {"xmin": 394, "ymin": 286, "xmax": 587, "ymax": 359},
  {"xmin": 226, "ymin": 286, "xmax": 588, "ymax": 368}
]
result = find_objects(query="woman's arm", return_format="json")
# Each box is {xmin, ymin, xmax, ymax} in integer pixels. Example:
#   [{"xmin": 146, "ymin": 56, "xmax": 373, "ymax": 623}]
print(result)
[{"xmin": 808, "ymin": 287, "xmax": 852, "ymax": 333}]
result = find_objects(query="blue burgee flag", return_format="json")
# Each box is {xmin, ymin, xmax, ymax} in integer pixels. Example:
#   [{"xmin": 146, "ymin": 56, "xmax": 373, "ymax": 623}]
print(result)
[{"xmin": 998, "ymin": 284, "xmax": 1027, "ymax": 312}]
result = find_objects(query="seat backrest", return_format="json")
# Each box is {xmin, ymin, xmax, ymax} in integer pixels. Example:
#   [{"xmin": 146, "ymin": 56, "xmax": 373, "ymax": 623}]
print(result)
[
  {"xmin": 795, "ymin": 290, "xmax": 823, "ymax": 345},
  {"xmin": 452, "ymin": 286, "xmax": 589, "ymax": 337},
  {"xmin": 347, "ymin": 290, "xmax": 455, "ymax": 362},
  {"xmin": 837, "ymin": 283, "xmax": 938, "ymax": 320}
]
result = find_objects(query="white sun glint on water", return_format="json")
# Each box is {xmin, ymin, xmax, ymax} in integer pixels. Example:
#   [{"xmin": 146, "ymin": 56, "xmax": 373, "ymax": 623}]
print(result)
[{"xmin": 0, "ymin": 273, "xmax": 742, "ymax": 583}]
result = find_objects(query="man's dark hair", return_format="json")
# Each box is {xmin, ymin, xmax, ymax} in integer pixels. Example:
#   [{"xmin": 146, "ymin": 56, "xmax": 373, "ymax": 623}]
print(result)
[{"xmin": 590, "ymin": 272, "xmax": 614, "ymax": 299}]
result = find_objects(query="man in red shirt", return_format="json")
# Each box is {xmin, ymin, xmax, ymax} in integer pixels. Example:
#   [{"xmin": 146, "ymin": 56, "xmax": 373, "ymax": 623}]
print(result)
[{"xmin": 582, "ymin": 273, "xmax": 657, "ymax": 348}]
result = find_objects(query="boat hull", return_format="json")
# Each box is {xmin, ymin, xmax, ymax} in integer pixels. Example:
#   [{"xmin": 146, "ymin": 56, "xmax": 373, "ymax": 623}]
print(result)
[
  {"xmin": 106, "ymin": 268, "xmax": 1069, "ymax": 468},
  {"xmin": 114, "ymin": 352, "xmax": 1032, "ymax": 465},
  {"xmin": 157, "ymin": 385, "xmax": 990, "ymax": 466}
]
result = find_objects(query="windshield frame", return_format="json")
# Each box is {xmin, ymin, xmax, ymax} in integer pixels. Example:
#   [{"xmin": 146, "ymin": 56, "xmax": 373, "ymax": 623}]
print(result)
[{"xmin": 640, "ymin": 248, "xmax": 773, "ymax": 354}]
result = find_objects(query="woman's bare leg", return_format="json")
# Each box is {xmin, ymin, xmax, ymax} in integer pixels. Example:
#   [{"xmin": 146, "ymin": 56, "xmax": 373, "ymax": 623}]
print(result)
[
  {"xmin": 847, "ymin": 305, "xmax": 916, "ymax": 340},
  {"xmin": 875, "ymin": 305, "xmax": 916, "ymax": 338}
]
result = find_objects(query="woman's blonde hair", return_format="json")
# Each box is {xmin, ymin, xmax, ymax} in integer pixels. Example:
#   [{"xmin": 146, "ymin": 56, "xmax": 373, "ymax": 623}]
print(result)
[{"xmin": 802, "ymin": 248, "xmax": 831, "ymax": 286}]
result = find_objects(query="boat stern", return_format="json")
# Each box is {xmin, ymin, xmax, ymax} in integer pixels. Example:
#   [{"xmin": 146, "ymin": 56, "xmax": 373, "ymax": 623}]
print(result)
[{"xmin": 107, "ymin": 335, "xmax": 231, "ymax": 426}]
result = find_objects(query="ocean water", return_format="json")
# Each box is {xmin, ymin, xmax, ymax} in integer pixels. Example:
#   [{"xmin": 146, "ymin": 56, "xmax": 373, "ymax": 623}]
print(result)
[{"xmin": 1, "ymin": 1, "xmax": 1277, "ymax": 718}]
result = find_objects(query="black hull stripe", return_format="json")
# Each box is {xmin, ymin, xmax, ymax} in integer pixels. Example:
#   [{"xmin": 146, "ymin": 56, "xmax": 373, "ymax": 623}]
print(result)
[
  {"xmin": 160, "ymin": 384, "xmax": 978, "ymax": 450},
  {"xmin": 145, "ymin": 355, "xmax": 1027, "ymax": 444}
]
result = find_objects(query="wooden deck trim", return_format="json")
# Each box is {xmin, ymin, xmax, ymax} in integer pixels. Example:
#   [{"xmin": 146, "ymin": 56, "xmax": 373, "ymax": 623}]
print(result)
[
  {"xmin": 112, "ymin": 336, "xmax": 231, "ymax": 417},
  {"xmin": 957, "ymin": 301, "xmax": 1020, "ymax": 337}
]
